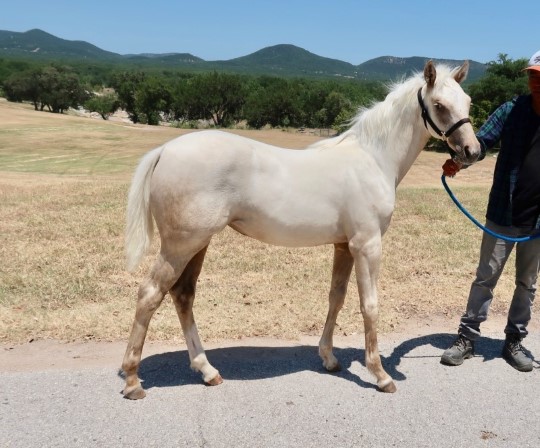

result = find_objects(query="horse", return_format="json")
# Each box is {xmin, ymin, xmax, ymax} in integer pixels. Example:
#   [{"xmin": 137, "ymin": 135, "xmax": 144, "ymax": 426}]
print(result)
[{"xmin": 121, "ymin": 60, "xmax": 481, "ymax": 399}]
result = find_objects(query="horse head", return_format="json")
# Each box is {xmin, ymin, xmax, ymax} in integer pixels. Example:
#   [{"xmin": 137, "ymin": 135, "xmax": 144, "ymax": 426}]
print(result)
[{"xmin": 420, "ymin": 60, "xmax": 481, "ymax": 166}]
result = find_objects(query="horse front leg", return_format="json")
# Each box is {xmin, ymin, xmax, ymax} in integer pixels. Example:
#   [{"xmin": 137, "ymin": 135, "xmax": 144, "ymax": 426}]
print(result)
[
  {"xmin": 169, "ymin": 246, "xmax": 222, "ymax": 386},
  {"xmin": 349, "ymin": 233, "xmax": 396, "ymax": 393},
  {"xmin": 319, "ymin": 243, "xmax": 354, "ymax": 372}
]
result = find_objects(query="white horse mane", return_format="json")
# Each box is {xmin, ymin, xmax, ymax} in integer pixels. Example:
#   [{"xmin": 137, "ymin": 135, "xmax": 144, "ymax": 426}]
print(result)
[{"xmin": 309, "ymin": 64, "xmax": 458, "ymax": 150}]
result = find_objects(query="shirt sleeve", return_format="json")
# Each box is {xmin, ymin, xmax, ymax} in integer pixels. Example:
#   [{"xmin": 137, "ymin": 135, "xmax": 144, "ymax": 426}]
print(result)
[{"xmin": 476, "ymin": 100, "xmax": 516, "ymax": 157}]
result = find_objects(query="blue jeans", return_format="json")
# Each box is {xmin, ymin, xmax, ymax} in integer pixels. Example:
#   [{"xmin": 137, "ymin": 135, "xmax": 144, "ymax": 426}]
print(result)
[{"xmin": 459, "ymin": 220, "xmax": 540, "ymax": 340}]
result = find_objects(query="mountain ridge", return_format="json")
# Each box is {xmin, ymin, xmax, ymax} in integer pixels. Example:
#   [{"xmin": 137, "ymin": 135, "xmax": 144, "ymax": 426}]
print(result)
[{"xmin": 0, "ymin": 29, "xmax": 487, "ymax": 81}]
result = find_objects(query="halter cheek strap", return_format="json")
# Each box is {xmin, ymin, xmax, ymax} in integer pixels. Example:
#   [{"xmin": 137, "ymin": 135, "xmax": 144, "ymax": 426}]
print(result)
[{"xmin": 417, "ymin": 88, "xmax": 471, "ymax": 142}]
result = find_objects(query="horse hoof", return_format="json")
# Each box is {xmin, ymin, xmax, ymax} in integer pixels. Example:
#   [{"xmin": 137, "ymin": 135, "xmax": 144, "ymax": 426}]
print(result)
[
  {"xmin": 123, "ymin": 386, "xmax": 146, "ymax": 400},
  {"xmin": 325, "ymin": 362, "xmax": 342, "ymax": 373},
  {"xmin": 206, "ymin": 373, "xmax": 223, "ymax": 386},
  {"xmin": 379, "ymin": 381, "xmax": 397, "ymax": 393}
]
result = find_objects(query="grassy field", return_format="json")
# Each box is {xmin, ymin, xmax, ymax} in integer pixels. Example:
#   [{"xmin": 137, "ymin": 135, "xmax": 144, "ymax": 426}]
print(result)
[{"xmin": 0, "ymin": 99, "xmax": 519, "ymax": 344}]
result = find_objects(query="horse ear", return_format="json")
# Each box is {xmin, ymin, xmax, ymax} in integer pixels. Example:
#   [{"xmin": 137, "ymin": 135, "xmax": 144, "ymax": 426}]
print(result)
[
  {"xmin": 424, "ymin": 60, "xmax": 436, "ymax": 88},
  {"xmin": 452, "ymin": 60, "xmax": 470, "ymax": 84}
]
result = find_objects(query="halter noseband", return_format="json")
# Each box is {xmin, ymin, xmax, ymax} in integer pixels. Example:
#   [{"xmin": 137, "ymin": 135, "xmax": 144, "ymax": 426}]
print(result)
[{"xmin": 417, "ymin": 87, "xmax": 471, "ymax": 142}]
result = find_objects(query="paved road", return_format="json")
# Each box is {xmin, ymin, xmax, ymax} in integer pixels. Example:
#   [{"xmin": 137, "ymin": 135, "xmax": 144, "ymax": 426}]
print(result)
[{"xmin": 1, "ymin": 329, "xmax": 539, "ymax": 448}]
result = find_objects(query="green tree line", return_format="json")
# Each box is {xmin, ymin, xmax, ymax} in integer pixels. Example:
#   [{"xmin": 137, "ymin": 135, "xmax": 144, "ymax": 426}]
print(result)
[
  {"xmin": 0, "ymin": 54, "xmax": 530, "ymax": 132},
  {"xmin": 0, "ymin": 59, "xmax": 386, "ymax": 129}
]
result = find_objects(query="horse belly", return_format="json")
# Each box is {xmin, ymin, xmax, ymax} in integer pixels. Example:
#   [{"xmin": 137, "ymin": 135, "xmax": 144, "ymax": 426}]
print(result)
[{"xmin": 228, "ymin": 206, "xmax": 346, "ymax": 247}]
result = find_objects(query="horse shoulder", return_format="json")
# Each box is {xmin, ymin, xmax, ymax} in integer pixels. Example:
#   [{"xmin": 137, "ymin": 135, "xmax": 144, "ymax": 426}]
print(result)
[{"xmin": 334, "ymin": 148, "xmax": 396, "ymax": 237}]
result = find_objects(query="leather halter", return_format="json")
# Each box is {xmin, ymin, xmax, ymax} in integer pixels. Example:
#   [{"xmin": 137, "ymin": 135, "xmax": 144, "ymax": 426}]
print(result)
[{"xmin": 417, "ymin": 87, "xmax": 471, "ymax": 142}]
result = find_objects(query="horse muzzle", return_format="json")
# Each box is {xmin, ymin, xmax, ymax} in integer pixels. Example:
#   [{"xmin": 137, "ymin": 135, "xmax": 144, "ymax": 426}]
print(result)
[{"xmin": 448, "ymin": 138, "xmax": 482, "ymax": 165}]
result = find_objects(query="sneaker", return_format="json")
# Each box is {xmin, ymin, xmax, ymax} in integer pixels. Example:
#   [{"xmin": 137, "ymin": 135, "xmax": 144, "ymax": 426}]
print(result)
[
  {"xmin": 502, "ymin": 334, "xmax": 533, "ymax": 372},
  {"xmin": 441, "ymin": 334, "xmax": 475, "ymax": 366}
]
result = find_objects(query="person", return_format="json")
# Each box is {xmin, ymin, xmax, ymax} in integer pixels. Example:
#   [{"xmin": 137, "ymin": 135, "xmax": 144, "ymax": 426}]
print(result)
[{"xmin": 440, "ymin": 50, "xmax": 540, "ymax": 372}]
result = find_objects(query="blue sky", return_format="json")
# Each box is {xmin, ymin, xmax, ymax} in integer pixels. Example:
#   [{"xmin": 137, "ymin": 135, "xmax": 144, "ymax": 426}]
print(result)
[{"xmin": 1, "ymin": 0, "xmax": 538, "ymax": 64}]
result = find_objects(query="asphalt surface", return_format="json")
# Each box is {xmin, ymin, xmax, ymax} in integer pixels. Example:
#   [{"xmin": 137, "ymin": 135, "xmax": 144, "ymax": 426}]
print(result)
[{"xmin": 1, "ymin": 330, "xmax": 540, "ymax": 448}]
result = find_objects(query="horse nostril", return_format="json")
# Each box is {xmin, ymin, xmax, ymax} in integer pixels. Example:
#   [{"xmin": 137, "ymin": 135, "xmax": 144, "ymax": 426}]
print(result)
[{"xmin": 463, "ymin": 146, "xmax": 471, "ymax": 159}]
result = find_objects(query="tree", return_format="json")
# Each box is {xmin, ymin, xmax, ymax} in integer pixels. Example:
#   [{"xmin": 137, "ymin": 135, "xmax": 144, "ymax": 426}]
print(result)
[
  {"xmin": 168, "ymin": 76, "xmax": 198, "ymax": 124},
  {"xmin": 134, "ymin": 77, "xmax": 171, "ymax": 125},
  {"xmin": 37, "ymin": 65, "xmax": 90, "ymax": 113},
  {"xmin": 323, "ymin": 91, "xmax": 352, "ymax": 128},
  {"xmin": 3, "ymin": 64, "xmax": 89, "ymax": 113},
  {"xmin": 187, "ymin": 72, "xmax": 246, "ymax": 127},
  {"xmin": 0, "ymin": 58, "xmax": 35, "ymax": 88},
  {"xmin": 3, "ymin": 69, "xmax": 41, "ymax": 109},
  {"xmin": 111, "ymin": 72, "xmax": 172, "ymax": 125},
  {"xmin": 111, "ymin": 71, "xmax": 146, "ymax": 123},
  {"xmin": 468, "ymin": 54, "xmax": 528, "ymax": 127},
  {"xmin": 84, "ymin": 90, "xmax": 119, "ymax": 120},
  {"xmin": 244, "ymin": 77, "xmax": 301, "ymax": 128}
]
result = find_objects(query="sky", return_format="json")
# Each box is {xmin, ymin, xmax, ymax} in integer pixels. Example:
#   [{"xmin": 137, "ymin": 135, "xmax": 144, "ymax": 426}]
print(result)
[{"xmin": 1, "ymin": 0, "xmax": 538, "ymax": 65}]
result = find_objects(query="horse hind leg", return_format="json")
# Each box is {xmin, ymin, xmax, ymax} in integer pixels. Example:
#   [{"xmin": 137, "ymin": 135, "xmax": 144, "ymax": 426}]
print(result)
[
  {"xmin": 169, "ymin": 245, "xmax": 222, "ymax": 386},
  {"xmin": 122, "ymin": 244, "xmax": 207, "ymax": 399},
  {"xmin": 319, "ymin": 243, "xmax": 354, "ymax": 372}
]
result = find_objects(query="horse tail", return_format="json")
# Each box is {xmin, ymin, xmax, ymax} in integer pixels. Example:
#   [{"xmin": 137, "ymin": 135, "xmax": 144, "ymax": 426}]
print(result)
[{"xmin": 125, "ymin": 146, "xmax": 164, "ymax": 272}]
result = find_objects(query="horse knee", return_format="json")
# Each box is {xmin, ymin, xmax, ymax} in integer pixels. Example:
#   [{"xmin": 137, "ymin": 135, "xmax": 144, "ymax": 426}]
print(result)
[{"xmin": 360, "ymin": 301, "xmax": 378, "ymax": 320}]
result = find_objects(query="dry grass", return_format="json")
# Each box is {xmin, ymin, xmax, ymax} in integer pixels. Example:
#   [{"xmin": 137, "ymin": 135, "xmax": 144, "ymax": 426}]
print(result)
[{"xmin": 0, "ymin": 99, "xmax": 518, "ymax": 344}]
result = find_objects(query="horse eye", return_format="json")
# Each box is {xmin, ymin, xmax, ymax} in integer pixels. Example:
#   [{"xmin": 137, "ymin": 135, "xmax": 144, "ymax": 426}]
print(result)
[{"xmin": 434, "ymin": 102, "xmax": 446, "ymax": 111}]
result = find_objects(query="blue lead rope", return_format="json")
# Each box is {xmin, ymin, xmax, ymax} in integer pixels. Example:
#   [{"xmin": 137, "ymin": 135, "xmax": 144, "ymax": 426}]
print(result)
[{"xmin": 441, "ymin": 174, "xmax": 540, "ymax": 243}]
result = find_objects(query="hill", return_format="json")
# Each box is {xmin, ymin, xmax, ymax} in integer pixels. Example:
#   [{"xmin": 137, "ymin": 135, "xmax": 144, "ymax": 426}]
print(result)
[
  {"xmin": 214, "ymin": 44, "xmax": 359, "ymax": 78},
  {"xmin": 0, "ymin": 28, "xmax": 119, "ymax": 61},
  {"xmin": 356, "ymin": 55, "xmax": 486, "ymax": 82},
  {"xmin": 0, "ymin": 28, "xmax": 487, "ymax": 81}
]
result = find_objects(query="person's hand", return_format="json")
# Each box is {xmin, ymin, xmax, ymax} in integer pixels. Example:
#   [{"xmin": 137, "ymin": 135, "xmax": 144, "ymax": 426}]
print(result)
[{"xmin": 442, "ymin": 159, "xmax": 463, "ymax": 177}]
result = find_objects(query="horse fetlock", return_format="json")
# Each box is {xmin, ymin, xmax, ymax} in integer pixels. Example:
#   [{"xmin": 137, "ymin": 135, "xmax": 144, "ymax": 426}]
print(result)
[{"xmin": 191, "ymin": 354, "xmax": 221, "ymax": 385}]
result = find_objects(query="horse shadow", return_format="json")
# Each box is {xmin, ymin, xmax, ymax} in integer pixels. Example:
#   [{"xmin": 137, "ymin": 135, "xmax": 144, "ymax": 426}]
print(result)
[{"xmin": 118, "ymin": 333, "xmax": 529, "ymax": 393}]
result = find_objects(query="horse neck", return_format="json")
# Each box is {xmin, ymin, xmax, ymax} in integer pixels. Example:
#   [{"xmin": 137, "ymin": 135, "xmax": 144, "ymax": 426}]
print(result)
[
  {"xmin": 390, "ymin": 113, "xmax": 431, "ymax": 187},
  {"xmin": 348, "ymin": 84, "xmax": 431, "ymax": 188}
]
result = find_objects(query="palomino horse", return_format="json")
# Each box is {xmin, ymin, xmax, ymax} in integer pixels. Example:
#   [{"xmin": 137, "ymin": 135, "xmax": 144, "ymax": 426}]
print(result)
[{"xmin": 122, "ymin": 61, "xmax": 480, "ymax": 399}]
